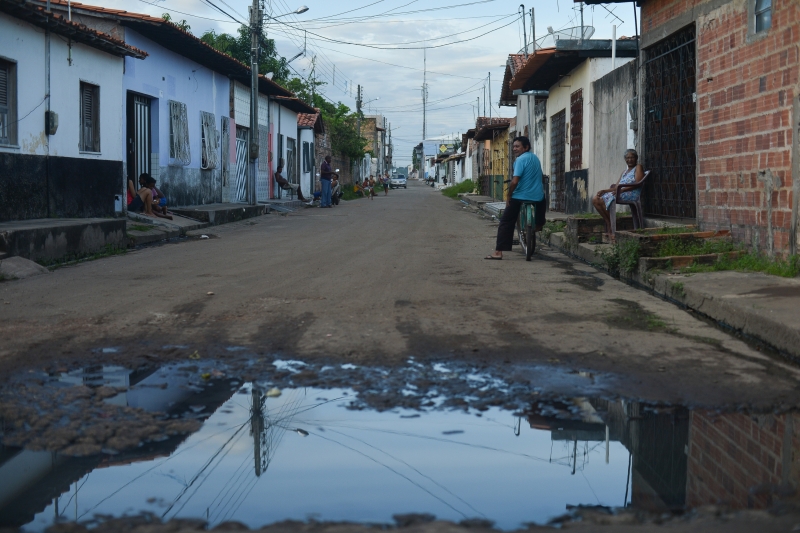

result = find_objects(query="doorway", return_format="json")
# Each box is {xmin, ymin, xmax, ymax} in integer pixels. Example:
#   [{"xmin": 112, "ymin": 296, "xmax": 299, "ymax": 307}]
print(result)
[
  {"xmin": 234, "ymin": 126, "xmax": 248, "ymax": 203},
  {"xmin": 643, "ymin": 25, "xmax": 697, "ymax": 219},
  {"xmin": 550, "ymin": 109, "xmax": 566, "ymax": 212},
  {"xmin": 126, "ymin": 93, "xmax": 150, "ymax": 184}
]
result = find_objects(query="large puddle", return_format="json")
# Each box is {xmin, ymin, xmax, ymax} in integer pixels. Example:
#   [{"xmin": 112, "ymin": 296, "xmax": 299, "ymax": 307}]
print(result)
[{"xmin": 1, "ymin": 361, "xmax": 798, "ymax": 530}]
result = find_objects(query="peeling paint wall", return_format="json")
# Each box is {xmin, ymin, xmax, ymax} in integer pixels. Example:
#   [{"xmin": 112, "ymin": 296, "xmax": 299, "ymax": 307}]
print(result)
[{"xmin": 592, "ymin": 59, "xmax": 639, "ymax": 211}]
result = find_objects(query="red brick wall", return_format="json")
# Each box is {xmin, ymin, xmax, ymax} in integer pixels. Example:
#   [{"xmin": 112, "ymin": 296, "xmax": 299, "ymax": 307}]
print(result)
[
  {"xmin": 642, "ymin": 0, "xmax": 799, "ymax": 253},
  {"xmin": 687, "ymin": 412, "xmax": 792, "ymax": 508}
]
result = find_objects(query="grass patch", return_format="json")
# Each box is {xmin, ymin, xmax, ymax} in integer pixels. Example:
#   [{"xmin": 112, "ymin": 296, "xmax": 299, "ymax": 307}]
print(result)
[
  {"xmin": 542, "ymin": 219, "xmax": 567, "ymax": 240},
  {"xmin": 341, "ymin": 188, "xmax": 366, "ymax": 201},
  {"xmin": 571, "ymin": 212, "xmax": 602, "ymax": 219},
  {"xmin": 655, "ymin": 237, "xmax": 739, "ymax": 258},
  {"xmin": 597, "ymin": 239, "xmax": 640, "ymax": 277},
  {"xmin": 681, "ymin": 252, "xmax": 800, "ymax": 278},
  {"xmin": 36, "ymin": 245, "xmax": 127, "ymax": 269},
  {"xmin": 128, "ymin": 224, "xmax": 155, "ymax": 232},
  {"xmin": 442, "ymin": 180, "xmax": 475, "ymax": 198}
]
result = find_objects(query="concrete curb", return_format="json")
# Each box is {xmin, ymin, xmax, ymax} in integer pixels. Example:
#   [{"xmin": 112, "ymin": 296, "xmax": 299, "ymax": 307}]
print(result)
[{"xmin": 544, "ymin": 231, "xmax": 800, "ymax": 361}]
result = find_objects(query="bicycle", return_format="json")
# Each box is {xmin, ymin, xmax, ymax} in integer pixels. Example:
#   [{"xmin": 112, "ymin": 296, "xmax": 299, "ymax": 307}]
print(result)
[{"xmin": 516, "ymin": 202, "xmax": 537, "ymax": 261}]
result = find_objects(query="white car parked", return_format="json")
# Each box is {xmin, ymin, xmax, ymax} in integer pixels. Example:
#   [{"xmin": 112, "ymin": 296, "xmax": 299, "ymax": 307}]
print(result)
[{"xmin": 390, "ymin": 175, "xmax": 407, "ymax": 189}]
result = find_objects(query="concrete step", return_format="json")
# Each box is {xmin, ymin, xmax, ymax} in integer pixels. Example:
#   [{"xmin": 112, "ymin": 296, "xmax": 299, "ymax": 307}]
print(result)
[
  {"xmin": 0, "ymin": 218, "xmax": 127, "ymax": 263},
  {"xmin": 170, "ymin": 203, "xmax": 268, "ymax": 225}
]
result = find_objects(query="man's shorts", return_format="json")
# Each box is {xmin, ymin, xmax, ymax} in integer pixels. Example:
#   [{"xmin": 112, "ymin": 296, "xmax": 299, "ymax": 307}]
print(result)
[{"xmin": 128, "ymin": 196, "xmax": 145, "ymax": 212}]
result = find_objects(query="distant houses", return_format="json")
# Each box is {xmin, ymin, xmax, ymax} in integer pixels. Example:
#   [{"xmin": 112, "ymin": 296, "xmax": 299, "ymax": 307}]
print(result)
[{"xmin": 0, "ymin": 0, "xmax": 317, "ymax": 224}]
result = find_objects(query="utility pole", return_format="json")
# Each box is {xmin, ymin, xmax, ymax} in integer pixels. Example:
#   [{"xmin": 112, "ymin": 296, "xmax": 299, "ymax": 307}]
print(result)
[
  {"xmin": 483, "ymin": 85, "xmax": 486, "ymax": 116},
  {"xmin": 422, "ymin": 46, "xmax": 427, "ymax": 141},
  {"xmin": 248, "ymin": 0, "xmax": 262, "ymax": 205},
  {"xmin": 520, "ymin": 4, "xmax": 528, "ymax": 58},
  {"xmin": 356, "ymin": 84, "xmax": 362, "ymax": 183},
  {"xmin": 310, "ymin": 55, "xmax": 316, "ymax": 104},
  {"xmin": 488, "ymin": 71, "xmax": 492, "ymax": 120}
]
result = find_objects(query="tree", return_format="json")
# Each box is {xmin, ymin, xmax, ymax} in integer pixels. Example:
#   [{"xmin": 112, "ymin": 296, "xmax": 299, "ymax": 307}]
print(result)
[
  {"xmin": 162, "ymin": 13, "xmax": 191, "ymax": 33},
  {"xmin": 200, "ymin": 27, "xmax": 290, "ymax": 83}
]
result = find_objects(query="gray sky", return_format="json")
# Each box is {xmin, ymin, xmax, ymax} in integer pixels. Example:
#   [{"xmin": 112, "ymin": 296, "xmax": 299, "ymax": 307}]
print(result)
[{"xmin": 99, "ymin": 0, "xmax": 640, "ymax": 165}]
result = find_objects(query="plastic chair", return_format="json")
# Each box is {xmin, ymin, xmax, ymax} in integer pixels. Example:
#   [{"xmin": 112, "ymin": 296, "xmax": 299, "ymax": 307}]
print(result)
[{"xmin": 610, "ymin": 170, "xmax": 651, "ymax": 236}]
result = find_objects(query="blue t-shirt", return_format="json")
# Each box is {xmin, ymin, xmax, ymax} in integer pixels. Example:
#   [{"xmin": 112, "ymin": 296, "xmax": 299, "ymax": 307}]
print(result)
[{"xmin": 511, "ymin": 151, "xmax": 544, "ymax": 202}]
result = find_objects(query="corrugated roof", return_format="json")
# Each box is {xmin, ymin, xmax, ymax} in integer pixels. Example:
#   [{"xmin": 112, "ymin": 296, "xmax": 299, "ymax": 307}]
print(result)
[
  {"xmin": 473, "ymin": 119, "xmax": 512, "ymax": 141},
  {"xmin": 0, "ymin": 0, "xmax": 147, "ymax": 58},
  {"xmin": 500, "ymin": 53, "xmax": 526, "ymax": 106}
]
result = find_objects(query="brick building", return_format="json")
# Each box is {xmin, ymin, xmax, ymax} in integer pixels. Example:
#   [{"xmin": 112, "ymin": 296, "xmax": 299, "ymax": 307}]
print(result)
[{"xmin": 585, "ymin": 0, "xmax": 800, "ymax": 255}]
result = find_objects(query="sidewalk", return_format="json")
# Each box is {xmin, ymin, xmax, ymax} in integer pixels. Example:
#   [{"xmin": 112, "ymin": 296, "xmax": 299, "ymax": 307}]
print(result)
[{"xmin": 545, "ymin": 231, "xmax": 800, "ymax": 361}]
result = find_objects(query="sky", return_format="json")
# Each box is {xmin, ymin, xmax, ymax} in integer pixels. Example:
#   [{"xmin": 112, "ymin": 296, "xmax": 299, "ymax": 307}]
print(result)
[{"xmin": 94, "ymin": 0, "xmax": 641, "ymax": 165}]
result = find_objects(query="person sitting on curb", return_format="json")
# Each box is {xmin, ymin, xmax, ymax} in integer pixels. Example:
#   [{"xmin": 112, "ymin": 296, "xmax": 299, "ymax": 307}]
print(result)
[
  {"xmin": 273, "ymin": 161, "xmax": 309, "ymax": 203},
  {"xmin": 145, "ymin": 176, "xmax": 173, "ymax": 220},
  {"xmin": 127, "ymin": 173, "xmax": 155, "ymax": 216},
  {"xmin": 331, "ymin": 174, "xmax": 342, "ymax": 205}
]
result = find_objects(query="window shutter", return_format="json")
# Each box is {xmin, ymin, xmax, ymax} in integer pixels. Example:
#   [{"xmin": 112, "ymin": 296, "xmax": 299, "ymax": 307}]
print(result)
[
  {"xmin": 81, "ymin": 84, "xmax": 94, "ymax": 151},
  {"xmin": 0, "ymin": 65, "xmax": 8, "ymax": 108}
]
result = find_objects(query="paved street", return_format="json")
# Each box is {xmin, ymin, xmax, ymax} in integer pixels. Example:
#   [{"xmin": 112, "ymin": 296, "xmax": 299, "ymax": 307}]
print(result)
[{"xmin": 1, "ymin": 181, "xmax": 798, "ymax": 409}]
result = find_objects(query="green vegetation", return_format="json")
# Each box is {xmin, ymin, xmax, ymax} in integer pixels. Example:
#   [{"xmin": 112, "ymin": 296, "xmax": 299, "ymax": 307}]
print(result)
[
  {"xmin": 571, "ymin": 212, "xmax": 602, "ymax": 219},
  {"xmin": 542, "ymin": 220, "xmax": 567, "ymax": 240},
  {"xmin": 442, "ymin": 180, "xmax": 475, "ymax": 198},
  {"xmin": 341, "ymin": 187, "xmax": 366, "ymax": 201},
  {"xmin": 681, "ymin": 252, "xmax": 800, "ymax": 278},
  {"xmin": 128, "ymin": 224, "xmax": 155, "ymax": 232},
  {"xmin": 655, "ymin": 237, "xmax": 739, "ymax": 258},
  {"xmin": 671, "ymin": 281, "xmax": 686, "ymax": 298},
  {"xmin": 598, "ymin": 239, "xmax": 641, "ymax": 277},
  {"xmin": 36, "ymin": 245, "xmax": 127, "ymax": 269}
]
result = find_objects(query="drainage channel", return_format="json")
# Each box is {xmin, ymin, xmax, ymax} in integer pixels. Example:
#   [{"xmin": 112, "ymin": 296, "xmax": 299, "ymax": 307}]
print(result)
[{"xmin": 0, "ymin": 361, "xmax": 797, "ymax": 530}]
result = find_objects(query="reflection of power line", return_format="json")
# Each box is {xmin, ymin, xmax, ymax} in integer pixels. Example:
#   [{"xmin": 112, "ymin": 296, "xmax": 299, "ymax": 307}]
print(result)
[
  {"xmin": 312, "ymin": 431, "xmax": 470, "ymax": 519},
  {"xmin": 329, "ymin": 428, "xmax": 486, "ymax": 518}
]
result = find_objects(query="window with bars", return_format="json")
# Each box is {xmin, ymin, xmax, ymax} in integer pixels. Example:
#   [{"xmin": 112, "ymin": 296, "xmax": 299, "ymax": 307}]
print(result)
[
  {"xmin": 755, "ymin": 0, "xmax": 771, "ymax": 32},
  {"xmin": 200, "ymin": 111, "xmax": 219, "ymax": 169},
  {"xmin": 0, "ymin": 60, "xmax": 16, "ymax": 145},
  {"xmin": 79, "ymin": 82, "xmax": 100, "ymax": 152},
  {"xmin": 169, "ymin": 100, "xmax": 191, "ymax": 165}
]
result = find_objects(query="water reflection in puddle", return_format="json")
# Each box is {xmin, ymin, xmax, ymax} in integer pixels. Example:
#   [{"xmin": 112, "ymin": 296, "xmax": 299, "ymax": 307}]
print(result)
[{"xmin": 1, "ymin": 363, "xmax": 797, "ymax": 531}]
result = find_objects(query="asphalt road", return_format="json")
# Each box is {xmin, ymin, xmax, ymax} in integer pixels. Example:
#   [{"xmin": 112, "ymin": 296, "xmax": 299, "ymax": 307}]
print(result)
[{"xmin": 1, "ymin": 180, "xmax": 798, "ymax": 408}]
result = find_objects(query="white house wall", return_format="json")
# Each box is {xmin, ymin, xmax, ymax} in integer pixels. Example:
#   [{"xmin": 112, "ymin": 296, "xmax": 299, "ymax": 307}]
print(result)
[
  {"xmin": 123, "ymin": 29, "xmax": 230, "ymax": 207},
  {"xmin": 299, "ymin": 127, "xmax": 314, "ymax": 198},
  {"xmin": 0, "ymin": 12, "xmax": 126, "ymax": 220}
]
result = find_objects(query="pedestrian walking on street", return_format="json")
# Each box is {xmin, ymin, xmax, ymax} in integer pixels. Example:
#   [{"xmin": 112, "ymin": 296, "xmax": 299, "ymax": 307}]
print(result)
[
  {"xmin": 485, "ymin": 136, "xmax": 544, "ymax": 260},
  {"xmin": 320, "ymin": 155, "xmax": 333, "ymax": 208},
  {"xmin": 382, "ymin": 171, "xmax": 390, "ymax": 196}
]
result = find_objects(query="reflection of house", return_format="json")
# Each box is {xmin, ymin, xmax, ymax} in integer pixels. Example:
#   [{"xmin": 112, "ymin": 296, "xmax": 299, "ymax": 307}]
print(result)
[
  {"xmin": 503, "ymin": 40, "xmax": 637, "ymax": 213},
  {"xmin": 0, "ymin": 366, "xmax": 238, "ymax": 526},
  {"xmin": 0, "ymin": 0, "xmax": 146, "ymax": 222}
]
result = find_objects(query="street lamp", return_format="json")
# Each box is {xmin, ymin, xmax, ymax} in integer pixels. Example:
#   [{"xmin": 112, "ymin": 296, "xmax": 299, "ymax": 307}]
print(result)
[{"xmin": 248, "ymin": 4, "xmax": 309, "ymax": 204}]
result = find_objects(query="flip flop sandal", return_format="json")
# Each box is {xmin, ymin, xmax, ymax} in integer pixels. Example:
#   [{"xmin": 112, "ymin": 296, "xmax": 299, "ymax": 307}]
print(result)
[{"xmin": 484, "ymin": 255, "xmax": 502, "ymax": 260}]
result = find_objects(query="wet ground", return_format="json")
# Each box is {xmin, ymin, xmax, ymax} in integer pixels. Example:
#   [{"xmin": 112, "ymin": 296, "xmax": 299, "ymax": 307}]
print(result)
[{"xmin": 3, "ymin": 357, "xmax": 800, "ymax": 532}]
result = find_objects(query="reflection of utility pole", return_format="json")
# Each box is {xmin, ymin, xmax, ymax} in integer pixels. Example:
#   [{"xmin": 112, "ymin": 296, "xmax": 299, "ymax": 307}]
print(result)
[
  {"xmin": 251, "ymin": 387, "xmax": 265, "ymax": 476},
  {"xmin": 571, "ymin": 437, "xmax": 577, "ymax": 475}
]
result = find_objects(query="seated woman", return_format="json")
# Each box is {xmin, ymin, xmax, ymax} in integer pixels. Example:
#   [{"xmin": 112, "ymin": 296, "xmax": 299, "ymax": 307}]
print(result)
[
  {"xmin": 127, "ymin": 173, "xmax": 155, "ymax": 216},
  {"xmin": 273, "ymin": 161, "xmax": 308, "ymax": 202},
  {"xmin": 591, "ymin": 149, "xmax": 645, "ymax": 242}
]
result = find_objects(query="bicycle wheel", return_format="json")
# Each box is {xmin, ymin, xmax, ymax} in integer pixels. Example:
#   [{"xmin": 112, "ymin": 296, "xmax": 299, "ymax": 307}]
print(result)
[
  {"xmin": 525, "ymin": 222, "xmax": 535, "ymax": 261},
  {"xmin": 516, "ymin": 213, "xmax": 528, "ymax": 257}
]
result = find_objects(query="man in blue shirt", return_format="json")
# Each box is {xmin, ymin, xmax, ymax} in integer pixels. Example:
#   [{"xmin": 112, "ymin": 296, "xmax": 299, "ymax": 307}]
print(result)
[{"xmin": 485, "ymin": 136, "xmax": 545, "ymax": 260}]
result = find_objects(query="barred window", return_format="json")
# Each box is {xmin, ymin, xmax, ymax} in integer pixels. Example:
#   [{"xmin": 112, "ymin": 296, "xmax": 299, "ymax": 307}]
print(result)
[
  {"xmin": 169, "ymin": 100, "xmax": 190, "ymax": 165},
  {"xmin": 755, "ymin": 0, "xmax": 771, "ymax": 32},
  {"xmin": 79, "ymin": 82, "xmax": 100, "ymax": 152},
  {"xmin": 200, "ymin": 111, "xmax": 219, "ymax": 169}
]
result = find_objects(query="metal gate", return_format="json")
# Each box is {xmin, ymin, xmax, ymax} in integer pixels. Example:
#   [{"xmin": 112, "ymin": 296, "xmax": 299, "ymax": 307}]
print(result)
[
  {"xmin": 643, "ymin": 25, "xmax": 697, "ymax": 218},
  {"xmin": 256, "ymin": 125, "xmax": 269, "ymax": 202},
  {"xmin": 126, "ymin": 94, "xmax": 150, "ymax": 182},
  {"xmin": 570, "ymin": 89, "xmax": 583, "ymax": 170},
  {"xmin": 234, "ymin": 127, "xmax": 248, "ymax": 203},
  {"xmin": 286, "ymin": 137, "xmax": 297, "ymax": 184},
  {"xmin": 550, "ymin": 109, "xmax": 566, "ymax": 211}
]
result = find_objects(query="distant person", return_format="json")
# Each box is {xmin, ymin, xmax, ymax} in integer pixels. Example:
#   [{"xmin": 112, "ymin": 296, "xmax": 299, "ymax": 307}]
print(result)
[
  {"xmin": 127, "ymin": 173, "xmax": 155, "ymax": 216},
  {"xmin": 145, "ymin": 176, "xmax": 172, "ymax": 220},
  {"xmin": 320, "ymin": 155, "xmax": 333, "ymax": 208},
  {"xmin": 362, "ymin": 177, "xmax": 373, "ymax": 200},
  {"xmin": 331, "ymin": 174, "xmax": 342, "ymax": 205},
  {"xmin": 274, "ymin": 160, "xmax": 309, "ymax": 202},
  {"xmin": 485, "ymin": 136, "xmax": 544, "ymax": 260},
  {"xmin": 368, "ymin": 176, "xmax": 377, "ymax": 200},
  {"xmin": 382, "ymin": 171, "xmax": 390, "ymax": 196}
]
